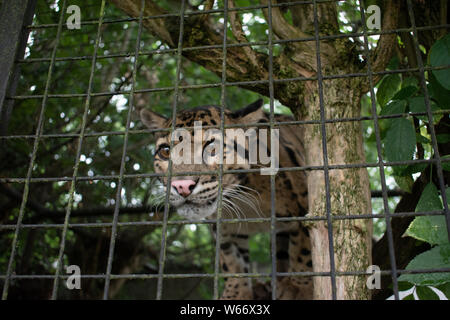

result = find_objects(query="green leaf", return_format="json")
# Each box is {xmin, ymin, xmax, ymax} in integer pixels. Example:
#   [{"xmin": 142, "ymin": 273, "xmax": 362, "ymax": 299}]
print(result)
[
  {"xmin": 392, "ymin": 86, "xmax": 418, "ymax": 101},
  {"xmin": 436, "ymin": 282, "xmax": 450, "ymax": 298},
  {"xmin": 397, "ymin": 163, "xmax": 428, "ymax": 177},
  {"xmin": 398, "ymin": 244, "xmax": 450, "ymax": 286},
  {"xmin": 380, "ymin": 100, "xmax": 407, "ymax": 134},
  {"xmin": 408, "ymin": 96, "xmax": 441, "ymax": 123},
  {"xmin": 402, "ymin": 293, "xmax": 415, "ymax": 300},
  {"xmin": 377, "ymin": 74, "xmax": 402, "ymax": 107},
  {"xmin": 398, "ymin": 281, "xmax": 414, "ymax": 291},
  {"xmin": 405, "ymin": 183, "xmax": 448, "ymax": 245},
  {"xmin": 380, "ymin": 99, "xmax": 407, "ymax": 117},
  {"xmin": 416, "ymin": 183, "xmax": 443, "ymax": 213},
  {"xmin": 394, "ymin": 175, "xmax": 414, "ymax": 193},
  {"xmin": 383, "ymin": 118, "xmax": 416, "ymax": 163},
  {"xmin": 429, "ymin": 33, "xmax": 450, "ymax": 90},
  {"xmin": 406, "ymin": 216, "xmax": 448, "ymax": 246},
  {"xmin": 402, "ymin": 77, "xmax": 419, "ymax": 89},
  {"xmin": 416, "ymin": 286, "xmax": 440, "ymax": 300}
]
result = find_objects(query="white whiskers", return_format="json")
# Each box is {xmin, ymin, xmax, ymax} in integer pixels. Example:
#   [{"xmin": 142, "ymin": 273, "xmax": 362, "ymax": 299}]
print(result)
[{"xmin": 222, "ymin": 184, "xmax": 263, "ymax": 219}]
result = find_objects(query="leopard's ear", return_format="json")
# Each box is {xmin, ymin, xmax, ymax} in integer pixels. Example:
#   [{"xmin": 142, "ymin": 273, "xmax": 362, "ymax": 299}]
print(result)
[
  {"xmin": 230, "ymin": 99, "xmax": 264, "ymax": 122},
  {"xmin": 140, "ymin": 108, "xmax": 167, "ymax": 130}
]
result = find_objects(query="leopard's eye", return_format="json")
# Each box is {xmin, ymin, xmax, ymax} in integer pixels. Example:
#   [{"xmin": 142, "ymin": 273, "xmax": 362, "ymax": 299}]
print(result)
[
  {"xmin": 203, "ymin": 138, "xmax": 216, "ymax": 157},
  {"xmin": 157, "ymin": 145, "xmax": 170, "ymax": 160}
]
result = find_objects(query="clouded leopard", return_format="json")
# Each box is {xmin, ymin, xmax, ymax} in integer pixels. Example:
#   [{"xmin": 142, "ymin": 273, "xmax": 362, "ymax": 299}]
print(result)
[{"xmin": 140, "ymin": 99, "xmax": 313, "ymax": 299}]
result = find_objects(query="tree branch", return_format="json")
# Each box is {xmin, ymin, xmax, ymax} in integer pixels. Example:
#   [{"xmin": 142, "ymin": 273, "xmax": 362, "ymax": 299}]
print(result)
[
  {"xmin": 199, "ymin": 0, "xmax": 215, "ymax": 23},
  {"xmin": 228, "ymin": 0, "xmax": 259, "ymax": 69},
  {"xmin": 259, "ymin": 0, "xmax": 318, "ymax": 72},
  {"xmin": 278, "ymin": 0, "xmax": 339, "ymax": 34},
  {"xmin": 108, "ymin": 0, "xmax": 313, "ymax": 110},
  {"xmin": 365, "ymin": 0, "xmax": 400, "ymax": 88}
]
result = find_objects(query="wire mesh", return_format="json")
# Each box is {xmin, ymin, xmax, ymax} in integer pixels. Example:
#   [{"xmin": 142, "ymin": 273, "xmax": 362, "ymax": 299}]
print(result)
[
  {"xmin": 0, "ymin": 0, "xmax": 449, "ymax": 301},
  {"xmin": 358, "ymin": 0, "xmax": 399, "ymax": 299}
]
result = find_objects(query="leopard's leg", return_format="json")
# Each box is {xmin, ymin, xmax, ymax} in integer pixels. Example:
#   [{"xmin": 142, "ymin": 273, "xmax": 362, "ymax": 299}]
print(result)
[
  {"xmin": 277, "ymin": 224, "xmax": 313, "ymax": 300},
  {"xmin": 276, "ymin": 231, "xmax": 290, "ymax": 273},
  {"xmin": 219, "ymin": 234, "xmax": 253, "ymax": 300},
  {"xmin": 274, "ymin": 231, "xmax": 291, "ymax": 299}
]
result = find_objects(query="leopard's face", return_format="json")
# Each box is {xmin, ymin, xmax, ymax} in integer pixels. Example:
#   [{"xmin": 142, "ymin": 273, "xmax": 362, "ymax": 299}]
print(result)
[
  {"xmin": 141, "ymin": 100, "xmax": 265, "ymax": 220},
  {"xmin": 152, "ymin": 121, "xmax": 224, "ymax": 220}
]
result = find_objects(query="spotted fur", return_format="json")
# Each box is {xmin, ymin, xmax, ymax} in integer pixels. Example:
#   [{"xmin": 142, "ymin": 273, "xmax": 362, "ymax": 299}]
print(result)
[{"xmin": 141, "ymin": 99, "xmax": 312, "ymax": 299}]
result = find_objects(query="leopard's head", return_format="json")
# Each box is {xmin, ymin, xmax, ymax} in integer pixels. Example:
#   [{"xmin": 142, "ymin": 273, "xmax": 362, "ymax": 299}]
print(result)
[{"xmin": 140, "ymin": 99, "xmax": 266, "ymax": 220}]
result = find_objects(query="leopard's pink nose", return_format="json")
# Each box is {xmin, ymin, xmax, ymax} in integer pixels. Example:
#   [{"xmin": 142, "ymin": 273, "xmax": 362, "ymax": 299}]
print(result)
[{"xmin": 171, "ymin": 179, "xmax": 196, "ymax": 197}]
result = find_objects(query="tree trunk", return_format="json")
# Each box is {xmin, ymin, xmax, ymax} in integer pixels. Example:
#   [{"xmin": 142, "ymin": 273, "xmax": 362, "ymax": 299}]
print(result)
[{"xmin": 298, "ymin": 78, "xmax": 372, "ymax": 300}]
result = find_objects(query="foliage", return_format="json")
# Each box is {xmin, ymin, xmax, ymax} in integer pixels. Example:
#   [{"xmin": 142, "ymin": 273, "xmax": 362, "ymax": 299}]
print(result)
[
  {"xmin": 372, "ymin": 34, "xmax": 450, "ymax": 195},
  {"xmin": 399, "ymin": 183, "xmax": 450, "ymax": 300},
  {"xmin": 369, "ymin": 34, "xmax": 450, "ymax": 299},
  {"xmin": 429, "ymin": 34, "xmax": 450, "ymax": 90}
]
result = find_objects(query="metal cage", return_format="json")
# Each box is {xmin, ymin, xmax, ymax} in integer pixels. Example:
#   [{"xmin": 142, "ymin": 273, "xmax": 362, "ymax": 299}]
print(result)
[{"xmin": 0, "ymin": 0, "xmax": 449, "ymax": 300}]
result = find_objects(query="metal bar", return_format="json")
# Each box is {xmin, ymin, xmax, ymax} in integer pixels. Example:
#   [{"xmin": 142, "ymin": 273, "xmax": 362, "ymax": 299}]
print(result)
[
  {"xmin": 2, "ymin": 266, "xmax": 450, "ymax": 280},
  {"xmin": 1, "ymin": 0, "xmax": 68, "ymax": 300},
  {"xmin": 2, "ymin": 106, "xmax": 450, "ymax": 141},
  {"xmin": 17, "ymin": 24, "xmax": 450, "ymax": 65},
  {"xmin": 359, "ymin": 0, "xmax": 400, "ymax": 300},
  {"xmin": 1, "ymin": 208, "xmax": 447, "ymax": 232},
  {"xmin": 1, "ymin": 156, "xmax": 449, "ymax": 184},
  {"xmin": 6, "ymin": 64, "xmax": 450, "ymax": 101},
  {"xmin": 23, "ymin": 1, "xmax": 450, "ymax": 34},
  {"xmin": 265, "ymin": 0, "xmax": 278, "ymax": 301},
  {"xmin": 155, "ymin": 0, "xmax": 186, "ymax": 300},
  {"xmin": 50, "ymin": 0, "xmax": 107, "ymax": 300},
  {"xmin": 23, "ymin": 0, "xmax": 342, "ymax": 30},
  {"xmin": 102, "ymin": 0, "xmax": 146, "ymax": 300},
  {"xmin": 212, "ymin": 0, "xmax": 228, "ymax": 300}
]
